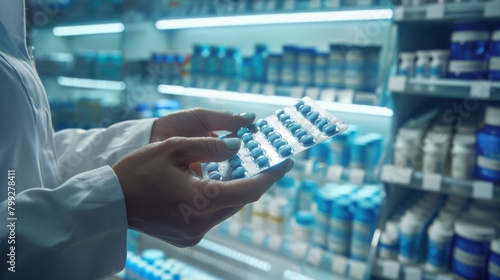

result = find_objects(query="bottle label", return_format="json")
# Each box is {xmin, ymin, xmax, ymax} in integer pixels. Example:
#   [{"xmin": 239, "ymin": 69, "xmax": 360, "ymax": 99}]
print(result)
[
  {"xmin": 448, "ymin": 61, "xmax": 487, "ymax": 73},
  {"xmin": 399, "ymin": 232, "xmax": 418, "ymax": 260},
  {"xmin": 430, "ymin": 65, "xmax": 447, "ymax": 79},
  {"xmin": 477, "ymin": 155, "xmax": 500, "ymax": 171},
  {"xmin": 426, "ymin": 239, "xmax": 452, "ymax": 269},
  {"xmin": 490, "ymin": 57, "xmax": 500, "ymax": 71},
  {"xmin": 451, "ymin": 31, "xmax": 490, "ymax": 42},
  {"xmin": 453, "ymin": 247, "xmax": 485, "ymax": 267},
  {"xmin": 415, "ymin": 65, "xmax": 429, "ymax": 78},
  {"xmin": 489, "ymin": 261, "xmax": 500, "ymax": 277}
]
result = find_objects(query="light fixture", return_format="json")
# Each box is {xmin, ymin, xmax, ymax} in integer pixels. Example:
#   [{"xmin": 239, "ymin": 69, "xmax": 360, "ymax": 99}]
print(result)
[
  {"xmin": 156, "ymin": 9, "xmax": 393, "ymax": 30},
  {"xmin": 157, "ymin": 85, "xmax": 393, "ymax": 117},
  {"xmin": 57, "ymin": 76, "xmax": 126, "ymax": 91},
  {"xmin": 53, "ymin": 23, "xmax": 125, "ymax": 37}
]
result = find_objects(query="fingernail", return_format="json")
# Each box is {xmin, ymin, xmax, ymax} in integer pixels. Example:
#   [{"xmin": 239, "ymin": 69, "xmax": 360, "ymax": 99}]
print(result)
[
  {"xmin": 239, "ymin": 113, "xmax": 256, "ymax": 120},
  {"xmin": 285, "ymin": 160, "xmax": 294, "ymax": 172},
  {"xmin": 224, "ymin": 138, "xmax": 241, "ymax": 150}
]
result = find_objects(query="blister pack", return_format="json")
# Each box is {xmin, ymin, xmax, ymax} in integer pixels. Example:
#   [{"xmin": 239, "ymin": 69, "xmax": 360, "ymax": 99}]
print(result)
[{"xmin": 202, "ymin": 97, "xmax": 349, "ymax": 181}]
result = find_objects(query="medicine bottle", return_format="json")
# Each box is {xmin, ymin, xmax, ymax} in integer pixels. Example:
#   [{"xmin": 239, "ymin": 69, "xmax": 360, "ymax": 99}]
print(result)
[
  {"xmin": 326, "ymin": 44, "xmax": 345, "ymax": 88},
  {"xmin": 429, "ymin": 50, "xmax": 450, "ymax": 79},
  {"xmin": 448, "ymin": 21, "xmax": 490, "ymax": 79},
  {"xmin": 398, "ymin": 52, "xmax": 415, "ymax": 77},
  {"xmin": 291, "ymin": 211, "xmax": 315, "ymax": 242},
  {"xmin": 328, "ymin": 197, "xmax": 353, "ymax": 256},
  {"xmin": 475, "ymin": 106, "xmax": 500, "ymax": 183},
  {"xmin": 452, "ymin": 216, "xmax": 497, "ymax": 279},
  {"xmin": 489, "ymin": 27, "xmax": 500, "ymax": 80},
  {"xmin": 415, "ymin": 50, "xmax": 431, "ymax": 78},
  {"xmin": 425, "ymin": 219, "xmax": 454, "ymax": 273}
]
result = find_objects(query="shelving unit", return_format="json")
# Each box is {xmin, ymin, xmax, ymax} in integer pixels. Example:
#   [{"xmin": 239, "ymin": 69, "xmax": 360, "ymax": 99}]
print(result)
[
  {"xmin": 388, "ymin": 76, "xmax": 500, "ymax": 100},
  {"xmin": 372, "ymin": 259, "xmax": 454, "ymax": 280},
  {"xmin": 381, "ymin": 165, "xmax": 500, "ymax": 200},
  {"xmin": 394, "ymin": 1, "xmax": 500, "ymax": 22}
]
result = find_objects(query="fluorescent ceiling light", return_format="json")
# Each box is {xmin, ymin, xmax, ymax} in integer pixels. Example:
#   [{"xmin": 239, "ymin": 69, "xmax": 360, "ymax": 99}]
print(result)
[
  {"xmin": 156, "ymin": 9, "xmax": 393, "ymax": 30},
  {"xmin": 53, "ymin": 23, "xmax": 124, "ymax": 36},
  {"xmin": 57, "ymin": 76, "xmax": 126, "ymax": 91},
  {"xmin": 157, "ymin": 85, "xmax": 393, "ymax": 117}
]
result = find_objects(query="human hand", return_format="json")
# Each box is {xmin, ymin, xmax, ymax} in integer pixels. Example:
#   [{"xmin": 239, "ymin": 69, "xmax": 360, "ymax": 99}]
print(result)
[
  {"xmin": 150, "ymin": 108, "xmax": 256, "ymax": 142},
  {"xmin": 113, "ymin": 136, "xmax": 293, "ymax": 247}
]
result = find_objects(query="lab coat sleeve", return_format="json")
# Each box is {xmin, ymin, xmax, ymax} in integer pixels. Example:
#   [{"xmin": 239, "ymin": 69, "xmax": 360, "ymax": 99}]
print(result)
[
  {"xmin": 54, "ymin": 118, "xmax": 156, "ymax": 181},
  {"xmin": 0, "ymin": 166, "xmax": 127, "ymax": 280}
]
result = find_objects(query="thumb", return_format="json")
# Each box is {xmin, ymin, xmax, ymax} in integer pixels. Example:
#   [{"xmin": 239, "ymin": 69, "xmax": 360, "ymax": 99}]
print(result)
[{"xmin": 165, "ymin": 137, "xmax": 241, "ymax": 164}]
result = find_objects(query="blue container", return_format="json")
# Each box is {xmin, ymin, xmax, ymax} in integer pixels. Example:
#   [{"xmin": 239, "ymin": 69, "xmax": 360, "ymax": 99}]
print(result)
[
  {"xmin": 327, "ymin": 44, "xmax": 345, "ymax": 88},
  {"xmin": 448, "ymin": 21, "xmax": 490, "ymax": 79},
  {"xmin": 296, "ymin": 47, "xmax": 316, "ymax": 86},
  {"xmin": 313, "ymin": 52, "xmax": 328, "ymax": 88},
  {"xmin": 350, "ymin": 139, "xmax": 368, "ymax": 170},
  {"xmin": 191, "ymin": 44, "xmax": 209, "ymax": 74},
  {"xmin": 489, "ymin": 28, "xmax": 500, "ymax": 80},
  {"xmin": 350, "ymin": 199, "xmax": 375, "ymax": 261},
  {"xmin": 489, "ymin": 240, "xmax": 500, "ymax": 280},
  {"xmin": 297, "ymin": 179, "xmax": 318, "ymax": 211},
  {"xmin": 281, "ymin": 45, "xmax": 298, "ymax": 86},
  {"xmin": 222, "ymin": 47, "xmax": 242, "ymax": 79},
  {"xmin": 475, "ymin": 106, "xmax": 500, "ymax": 183},
  {"xmin": 253, "ymin": 44, "xmax": 268, "ymax": 83},
  {"xmin": 331, "ymin": 132, "xmax": 350, "ymax": 167},
  {"xmin": 452, "ymin": 218, "xmax": 497, "ymax": 280},
  {"xmin": 328, "ymin": 197, "xmax": 353, "ymax": 256},
  {"xmin": 206, "ymin": 45, "xmax": 226, "ymax": 76},
  {"xmin": 266, "ymin": 54, "xmax": 281, "ymax": 84}
]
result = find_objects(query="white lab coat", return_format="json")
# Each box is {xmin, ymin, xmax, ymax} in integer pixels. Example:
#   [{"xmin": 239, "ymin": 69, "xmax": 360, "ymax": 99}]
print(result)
[{"xmin": 0, "ymin": 1, "xmax": 155, "ymax": 279}]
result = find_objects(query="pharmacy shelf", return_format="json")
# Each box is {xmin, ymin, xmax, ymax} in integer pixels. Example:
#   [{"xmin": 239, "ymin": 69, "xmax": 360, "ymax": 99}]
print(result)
[
  {"xmin": 157, "ymin": 84, "xmax": 394, "ymax": 117},
  {"xmin": 56, "ymin": 76, "xmax": 126, "ymax": 91},
  {"xmin": 380, "ymin": 164, "xmax": 500, "ymax": 201},
  {"xmin": 140, "ymin": 223, "xmax": 359, "ymax": 280},
  {"xmin": 394, "ymin": 1, "xmax": 500, "ymax": 22},
  {"xmin": 372, "ymin": 259, "xmax": 454, "ymax": 280},
  {"xmin": 388, "ymin": 76, "xmax": 500, "ymax": 101}
]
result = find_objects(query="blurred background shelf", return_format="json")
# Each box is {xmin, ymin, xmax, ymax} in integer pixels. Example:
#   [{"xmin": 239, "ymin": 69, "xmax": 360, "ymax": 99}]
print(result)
[
  {"xmin": 372, "ymin": 259, "xmax": 454, "ymax": 280},
  {"xmin": 388, "ymin": 76, "xmax": 500, "ymax": 100},
  {"xmin": 394, "ymin": 1, "xmax": 500, "ymax": 22},
  {"xmin": 381, "ymin": 164, "xmax": 500, "ymax": 201}
]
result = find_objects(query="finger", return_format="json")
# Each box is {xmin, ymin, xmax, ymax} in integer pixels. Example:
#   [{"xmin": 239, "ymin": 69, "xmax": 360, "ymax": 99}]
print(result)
[
  {"xmin": 166, "ymin": 137, "xmax": 241, "ymax": 164},
  {"xmin": 190, "ymin": 108, "xmax": 255, "ymax": 133},
  {"xmin": 197, "ymin": 159, "xmax": 294, "ymax": 209}
]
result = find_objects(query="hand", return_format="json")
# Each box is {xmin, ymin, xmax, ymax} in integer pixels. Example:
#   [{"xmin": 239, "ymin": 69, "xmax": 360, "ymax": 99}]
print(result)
[
  {"xmin": 113, "ymin": 136, "xmax": 293, "ymax": 247},
  {"xmin": 150, "ymin": 108, "xmax": 256, "ymax": 142}
]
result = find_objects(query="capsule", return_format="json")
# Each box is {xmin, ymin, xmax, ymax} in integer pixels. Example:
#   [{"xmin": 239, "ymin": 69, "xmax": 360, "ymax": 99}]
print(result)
[
  {"xmin": 307, "ymin": 111, "xmax": 320, "ymax": 123},
  {"xmin": 295, "ymin": 100, "xmax": 305, "ymax": 110},
  {"xmin": 279, "ymin": 145, "xmax": 293, "ymax": 158},
  {"xmin": 208, "ymin": 172, "xmax": 222, "ymax": 180},
  {"xmin": 273, "ymin": 139, "xmax": 287, "ymax": 150},
  {"xmin": 232, "ymin": 167, "xmax": 246, "ymax": 179},
  {"xmin": 275, "ymin": 109, "xmax": 285, "ymax": 118},
  {"xmin": 261, "ymin": 125, "xmax": 275, "ymax": 136},
  {"xmin": 250, "ymin": 148, "xmax": 265, "ymax": 159},
  {"xmin": 300, "ymin": 105, "xmax": 312, "ymax": 115},
  {"xmin": 206, "ymin": 162, "xmax": 219, "ymax": 173},
  {"xmin": 267, "ymin": 132, "xmax": 281, "ymax": 144},
  {"xmin": 295, "ymin": 129, "xmax": 308, "ymax": 141},
  {"xmin": 237, "ymin": 127, "xmax": 250, "ymax": 138},
  {"xmin": 255, "ymin": 119, "xmax": 268, "ymax": 129},
  {"xmin": 323, "ymin": 123, "xmax": 338, "ymax": 136},
  {"xmin": 241, "ymin": 133, "xmax": 254, "ymax": 144},
  {"xmin": 229, "ymin": 158, "xmax": 243, "ymax": 169},
  {"xmin": 315, "ymin": 118, "xmax": 329, "ymax": 131},
  {"xmin": 301, "ymin": 135, "xmax": 315, "ymax": 147},
  {"xmin": 256, "ymin": 155, "xmax": 270, "ymax": 168},
  {"xmin": 279, "ymin": 113, "xmax": 291, "ymax": 123},
  {"xmin": 288, "ymin": 123, "xmax": 301, "ymax": 134},
  {"xmin": 246, "ymin": 140, "xmax": 260, "ymax": 151}
]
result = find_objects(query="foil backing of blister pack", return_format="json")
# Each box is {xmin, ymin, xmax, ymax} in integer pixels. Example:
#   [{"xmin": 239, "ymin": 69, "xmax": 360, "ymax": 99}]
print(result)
[{"xmin": 201, "ymin": 97, "xmax": 349, "ymax": 181}]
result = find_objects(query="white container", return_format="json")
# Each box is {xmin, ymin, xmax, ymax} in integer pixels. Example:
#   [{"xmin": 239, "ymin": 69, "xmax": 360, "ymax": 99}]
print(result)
[
  {"xmin": 399, "ymin": 52, "xmax": 416, "ymax": 77},
  {"xmin": 425, "ymin": 219, "xmax": 454, "ymax": 272},
  {"xmin": 252, "ymin": 194, "xmax": 271, "ymax": 230},
  {"xmin": 394, "ymin": 139, "xmax": 412, "ymax": 167},
  {"xmin": 379, "ymin": 230, "xmax": 398, "ymax": 260},
  {"xmin": 451, "ymin": 134, "xmax": 476, "ymax": 180},
  {"xmin": 429, "ymin": 50, "xmax": 450, "ymax": 79},
  {"xmin": 398, "ymin": 211, "xmax": 427, "ymax": 264},
  {"xmin": 415, "ymin": 50, "xmax": 431, "ymax": 78},
  {"xmin": 268, "ymin": 197, "xmax": 289, "ymax": 235},
  {"xmin": 423, "ymin": 141, "xmax": 446, "ymax": 174},
  {"xmin": 291, "ymin": 211, "xmax": 315, "ymax": 243}
]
